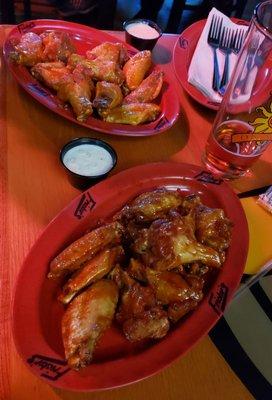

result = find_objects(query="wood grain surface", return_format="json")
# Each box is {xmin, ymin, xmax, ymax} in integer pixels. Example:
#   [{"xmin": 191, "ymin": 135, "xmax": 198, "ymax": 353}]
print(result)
[{"xmin": 0, "ymin": 25, "xmax": 263, "ymax": 400}]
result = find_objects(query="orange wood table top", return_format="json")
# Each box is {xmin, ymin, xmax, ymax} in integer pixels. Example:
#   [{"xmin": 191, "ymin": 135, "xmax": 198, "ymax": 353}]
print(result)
[{"xmin": 2, "ymin": 25, "xmax": 271, "ymax": 400}]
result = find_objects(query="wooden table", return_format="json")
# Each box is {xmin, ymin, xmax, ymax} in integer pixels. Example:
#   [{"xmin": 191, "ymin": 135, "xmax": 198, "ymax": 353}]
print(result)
[{"xmin": 2, "ymin": 25, "xmax": 271, "ymax": 400}]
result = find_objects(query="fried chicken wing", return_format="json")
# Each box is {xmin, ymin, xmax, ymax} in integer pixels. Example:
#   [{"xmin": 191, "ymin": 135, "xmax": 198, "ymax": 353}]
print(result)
[
  {"xmin": 123, "ymin": 50, "xmax": 152, "ymax": 90},
  {"xmin": 99, "ymin": 103, "xmax": 161, "ymax": 125},
  {"xmin": 146, "ymin": 268, "xmax": 203, "ymax": 304},
  {"xmin": 48, "ymin": 222, "xmax": 123, "ymax": 279},
  {"xmin": 93, "ymin": 81, "xmax": 123, "ymax": 109},
  {"xmin": 31, "ymin": 61, "xmax": 71, "ymax": 91},
  {"xmin": 62, "ymin": 280, "xmax": 118, "ymax": 370},
  {"xmin": 196, "ymin": 206, "xmax": 233, "ymax": 252},
  {"xmin": 68, "ymin": 54, "xmax": 125, "ymax": 85},
  {"xmin": 57, "ymin": 72, "xmax": 94, "ymax": 121},
  {"xmin": 59, "ymin": 246, "xmax": 124, "ymax": 304},
  {"xmin": 140, "ymin": 215, "xmax": 221, "ymax": 270},
  {"xmin": 123, "ymin": 306, "xmax": 169, "ymax": 342},
  {"xmin": 40, "ymin": 31, "xmax": 75, "ymax": 63},
  {"xmin": 87, "ymin": 42, "xmax": 129, "ymax": 65},
  {"xmin": 118, "ymin": 189, "xmax": 183, "ymax": 223},
  {"xmin": 123, "ymin": 71, "xmax": 164, "ymax": 104},
  {"xmin": 12, "ymin": 32, "xmax": 43, "ymax": 66},
  {"xmin": 127, "ymin": 258, "xmax": 147, "ymax": 282}
]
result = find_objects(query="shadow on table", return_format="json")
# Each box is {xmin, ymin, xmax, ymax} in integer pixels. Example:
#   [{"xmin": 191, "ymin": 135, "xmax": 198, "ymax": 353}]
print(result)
[
  {"xmin": 7, "ymin": 84, "xmax": 189, "ymax": 225},
  {"xmin": 152, "ymin": 43, "xmax": 173, "ymax": 64}
]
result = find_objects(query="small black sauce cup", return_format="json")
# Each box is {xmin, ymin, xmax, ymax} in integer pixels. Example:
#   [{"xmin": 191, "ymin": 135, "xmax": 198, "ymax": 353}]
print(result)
[
  {"xmin": 123, "ymin": 19, "xmax": 162, "ymax": 51},
  {"xmin": 60, "ymin": 137, "xmax": 117, "ymax": 190}
]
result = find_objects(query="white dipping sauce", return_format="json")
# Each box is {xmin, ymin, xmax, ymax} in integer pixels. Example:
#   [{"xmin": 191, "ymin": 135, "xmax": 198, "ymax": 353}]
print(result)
[
  {"xmin": 63, "ymin": 144, "xmax": 113, "ymax": 177},
  {"xmin": 126, "ymin": 22, "xmax": 160, "ymax": 40}
]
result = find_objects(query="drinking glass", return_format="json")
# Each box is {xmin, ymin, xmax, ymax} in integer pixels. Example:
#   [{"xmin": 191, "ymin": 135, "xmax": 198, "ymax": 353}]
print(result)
[{"xmin": 204, "ymin": 1, "xmax": 272, "ymax": 178}]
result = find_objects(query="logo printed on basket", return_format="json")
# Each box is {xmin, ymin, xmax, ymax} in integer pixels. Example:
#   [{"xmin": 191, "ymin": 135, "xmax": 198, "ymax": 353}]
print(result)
[
  {"xmin": 74, "ymin": 192, "xmax": 96, "ymax": 219},
  {"xmin": 194, "ymin": 171, "xmax": 222, "ymax": 185},
  {"xmin": 179, "ymin": 37, "xmax": 188, "ymax": 49},
  {"xmin": 209, "ymin": 283, "xmax": 229, "ymax": 315},
  {"xmin": 18, "ymin": 21, "xmax": 36, "ymax": 34},
  {"xmin": 155, "ymin": 116, "xmax": 169, "ymax": 130},
  {"xmin": 27, "ymin": 355, "xmax": 70, "ymax": 381}
]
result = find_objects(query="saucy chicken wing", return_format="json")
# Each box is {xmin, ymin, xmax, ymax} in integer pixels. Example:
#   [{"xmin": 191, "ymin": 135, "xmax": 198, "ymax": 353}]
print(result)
[
  {"xmin": 93, "ymin": 81, "xmax": 123, "ymax": 109},
  {"xmin": 167, "ymin": 299, "xmax": 198, "ymax": 323},
  {"xmin": 99, "ymin": 103, "xmax": 161, "ymax": 125},
  {"xmin": 123, "ymin": 306, "xmax": 169, "ymax": 342},
  {"xmin": 138, "ymin": 215, "xmax": 221, "ymax": 270},
  {"xmin": 123, "ymin": 50, "xmax": 152, "ymax": 90},
  {"xmin": 59, "ymin": 246, "xmax": 124, "ymax": 304},
  {"xmin": 48, "ymin": 222, "xmax": 123, "ymax": 279},
  {"xmin": 87, "ymin": 42, "xmax": 129, "ymax": 66},
  {"xmin": 31, "ymin": 61, "xmax": 71, "ymax": 91},
  {"xmin": 62, "ymin": 280, "xmax": 118, "ymax": 370},
  {"xmin": 123, "ymin": 71, "xmax": 164, "ymax": 104},
  {"xmin": 12, "ymin": 32, "xmax": 43, "ymax": 66}
]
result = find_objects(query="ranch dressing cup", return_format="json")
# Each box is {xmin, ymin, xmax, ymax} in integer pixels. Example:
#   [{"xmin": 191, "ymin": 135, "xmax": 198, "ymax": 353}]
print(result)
[
  {"xmin": 123, "ymin": 19, "xmax": 162, "ymax": 51},
  {"xmin": 60, "ymin": 138, "xmax": 117, "ymax": 190}
]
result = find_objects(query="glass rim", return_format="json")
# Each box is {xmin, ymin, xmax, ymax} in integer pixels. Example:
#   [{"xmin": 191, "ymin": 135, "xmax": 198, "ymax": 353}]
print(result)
[{"xmin": 254, "ymin": 0, "xmax": 272, "ymax": 39}]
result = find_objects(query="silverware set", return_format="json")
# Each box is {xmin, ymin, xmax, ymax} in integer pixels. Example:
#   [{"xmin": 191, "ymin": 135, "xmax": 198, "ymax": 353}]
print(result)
[{"xmin": 207, "ymin": 15, "xmax": 246, "ymax": 94}]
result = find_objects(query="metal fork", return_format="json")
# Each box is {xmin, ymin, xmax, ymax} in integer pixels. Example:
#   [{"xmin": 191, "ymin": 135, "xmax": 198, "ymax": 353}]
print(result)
[
  {"xmin": 207, "ymin": 15, "xmax": 223, "ymax": 92},
  {"xmin": 219, "ymin": 28, "xmax": 245, "ymax": 95}
]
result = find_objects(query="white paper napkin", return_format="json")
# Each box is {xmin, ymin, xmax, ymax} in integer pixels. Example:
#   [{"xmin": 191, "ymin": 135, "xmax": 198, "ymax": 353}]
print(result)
[{"xmin": 188, "ymin": 8, "xmax": 248, "ymax": 103}]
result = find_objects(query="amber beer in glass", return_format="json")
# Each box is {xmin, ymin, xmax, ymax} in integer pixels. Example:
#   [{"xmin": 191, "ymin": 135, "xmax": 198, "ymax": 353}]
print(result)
[{"xmin": 204, "ymin": 1, "xmax": 272, "ymax": 178}]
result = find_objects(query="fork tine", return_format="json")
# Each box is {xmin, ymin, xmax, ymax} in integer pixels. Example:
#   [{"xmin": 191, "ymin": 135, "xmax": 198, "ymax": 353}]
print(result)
[{"xmin": 208, "ymin": 15, "xmax": 215, "ymax": 38}]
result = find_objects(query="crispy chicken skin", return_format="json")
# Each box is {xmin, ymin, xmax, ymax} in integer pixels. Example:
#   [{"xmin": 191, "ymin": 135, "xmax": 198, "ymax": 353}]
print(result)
[
  {"xmin": 138, "ymin": 215, "xmax": 221, "ymax": 270},
  {"xmin": 99, "ymin": 103, "xmax": 161, "ymax": 125},
  {"xmin": 93, "ymin": 81, "xmax": 123, "ymax": 109},
  {"xmin": 123, "ymin": 50, "xmax": 152, "ymax": 90},
  {"xmin": 48, "ymin": 222, "xmax": 123, "ymax": 280},
  {"xmin": 123, "ymin": 306, "xmax": 169, "ymax": 342},
  {"xmin": 123, "ymin": 71, "xmax": 164, "ymax": 104},
  {"xmin": 62, "ymin": 280, "xmax": 118, "ymax": 370},
  {"xmin": 118, "ymin": 189, "xmax": 183, "ymax": 223},
  {"xmin": 59, "ymin": 246, "xmax": 124, "ymax": 304}
]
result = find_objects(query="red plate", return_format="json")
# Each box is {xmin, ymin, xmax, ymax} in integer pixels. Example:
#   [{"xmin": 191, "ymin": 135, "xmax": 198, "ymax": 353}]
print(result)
[
  {"xmin": 3, "ymin": 20, "xmax": 179, "ymax": 136},
  {"xmin": 173, "ymin": 19, "xmax": 248, "ymax": 110},
  {"xmin": 12, "ymin": 162, "xmax": 248, "ymax": 391}
]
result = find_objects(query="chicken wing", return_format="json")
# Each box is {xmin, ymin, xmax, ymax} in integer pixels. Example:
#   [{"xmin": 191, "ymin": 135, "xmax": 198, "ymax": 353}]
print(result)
[
  {"xmin": 40, "ymin": 31, "xmax": 75, "ymax": 63},
  {"xmin": 48, "ymin": 222, "xmax": 123, "ymax": 280},
  {"xmin": 139, "ymin": 215, "xmax": 221, "ymax": 270},
  {"xmin": 12, "ymin": 32, "xmax": 43, "ymax": 66},
  {"xmin": 167, "ymin": 299, "xmax": 198, "ymax": 323},
  {"xmin": 57, "ymin": 72, "xmax": 94, "ymax": 122},
  {"xmin": 58, "ymin": 246, "xmax": 124, "ymax": 304},
  {"xmin": 118, "ymin": 189, "xmax": 183, "ymax": 223},
  {"xmin": 123, "ymin": 50, "xmax": 152, "ymax": 90},
  {"xmin": 62, "ymin": 279, "xmax": 118, "ymax": 370},
  {"xmin": 31, "ymin": 61, "xmax": 71, "ymax": 91},
  {"xmin": 99, "ymin": 103, "xmax": 161, "ymax": 125},
  {"xmin": 146, "ymin": 268, "xmax": 203, "ymax": 304},
  {"xmin": 127, "ymin": 258, "xmax": 147, "ymax": 282},
  {"xmin": 93, "ymin": 81, "xmax": 123, "ymax": 109},
  {"xmin": 123, "ymin": 71, "xmax": 164, "ymax": 104},
  {"xmin": 68, "ymin": 54, "xmax": 125, "ymax": 85},
  {"xmin": 196, "ymin": 206, "xmax": 233, "ymax": 252},
  {"xmin": 123, "ymin": 306, "xmax": 169, "ymax": 342},
  {"xmin": 87, "ymin": 42, "xmax": 129, "ymax": 65}
]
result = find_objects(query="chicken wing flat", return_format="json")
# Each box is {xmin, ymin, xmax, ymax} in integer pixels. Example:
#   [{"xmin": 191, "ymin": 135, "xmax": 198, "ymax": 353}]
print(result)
[
  {"xmin": 118, "ymin": 189, "xmax": 183, "ymax": 223},
  {"xmin": 139, "ymin": 215, "xmax": 221, "ymax": 270},
  {"xmin": 87, "ymin": 42, "xmax": 129, "ymax": 65},
  {"xmin": 59, "ymin": 246, "xmax": 124, "ymax": 304},
  {"xmin": 48, "ymin": 222, "xmax": 123, "ymax": 279},
  {"xmin": 123, "ymin": 306, "xmax": 169, "ymax": 342},
  {"xmin": 146, "ymin": 268, "xmax": 203, "ymax": 304},
  {"xmin": 62, "ymin": 280, "xmax": 118, "ymax": 370},
  {"xmin": 123, "ymin": 50, "xmax": 152, "ymax": 90},
  {"xmin": 31, "ymin": 61, "xmax": 71, "ymax": 91},
  {"xmin": 93, "ymin": 81, "xmax": 123, "ymax": 110},
  {"xmin": 123, "ymin": 71, "xmax": 164, "ymax": 104},
  {"xmin": 99, "ymin": 103, "xmax": 161, "ymax": 125}
]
